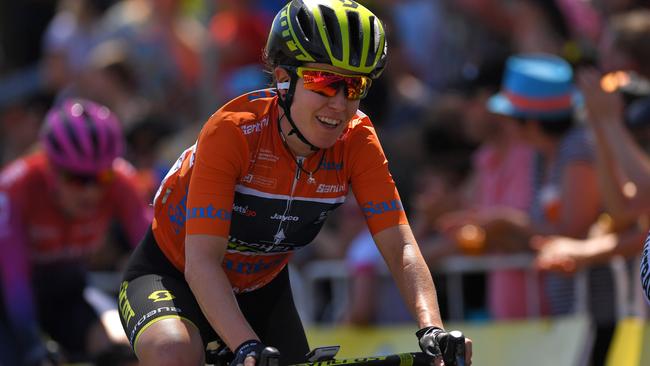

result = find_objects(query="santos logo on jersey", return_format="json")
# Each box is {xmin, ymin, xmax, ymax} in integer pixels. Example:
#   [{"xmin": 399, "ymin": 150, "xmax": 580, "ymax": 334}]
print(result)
[
  {"xmin": 186, "ymin": 205, "xmax": 231, "ymax": 221},
  {"xmin": 361, "ymin": 199, "xmax": 403, "ymax": 218}
]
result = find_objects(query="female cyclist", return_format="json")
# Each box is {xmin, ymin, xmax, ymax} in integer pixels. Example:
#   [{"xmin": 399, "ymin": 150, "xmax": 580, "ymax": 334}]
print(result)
[
  {"xmin": 0, "ymin": 98, "xmax": 151, "ymax": 365},
  {"xmin": 117, "ymin": 1, "xmax": 472, "ymax": 365}
]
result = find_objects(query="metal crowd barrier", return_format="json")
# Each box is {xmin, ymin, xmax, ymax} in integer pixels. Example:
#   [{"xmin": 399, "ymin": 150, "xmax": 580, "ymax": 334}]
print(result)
[
  {"xmin": 296, "ymin": 254, "xmax": 643, "ymax": 324},
  {"xmin": 87, "ymin": 253, "xmax": 646, "ymax": 324}
]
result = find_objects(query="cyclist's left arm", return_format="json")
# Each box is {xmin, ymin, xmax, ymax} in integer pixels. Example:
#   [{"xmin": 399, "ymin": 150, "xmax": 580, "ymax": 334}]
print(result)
[
  {"xmin": 373, "ymin": 225, "xmax": 444, "ymax": 329},
  {"xmin": 374, "ymin": 227, "xmax": 475, "ymax": 365},
  {"xmin": 346, "ymin": 119, "xmax": 439, "ymax": 327}
]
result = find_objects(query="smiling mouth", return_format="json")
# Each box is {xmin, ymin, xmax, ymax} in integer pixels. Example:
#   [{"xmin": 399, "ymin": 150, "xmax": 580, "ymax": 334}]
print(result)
[{"xmin": 316, "ymin": 116, "xmax": 342, "ymax": 129}]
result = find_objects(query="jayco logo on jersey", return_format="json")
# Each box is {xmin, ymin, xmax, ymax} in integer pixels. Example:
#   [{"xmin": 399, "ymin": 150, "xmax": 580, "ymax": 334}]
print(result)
[
  {"xmin": 241, "ymin": 117, "xmax": 269, "ymax": 135},
  {"xmin": 361, "ymin": 200, "xmax": 403, "ymax": 218},
  {"xmin": 186, "ymin": 205, "xmax": 231, "ymax": 221},
  {"xmin": 270, "ymin": 213, "xmax": 299, "ymax": 221},
  {"xmin": 233, "ymin": 204, "xmax": 257, "ymax": 217}
]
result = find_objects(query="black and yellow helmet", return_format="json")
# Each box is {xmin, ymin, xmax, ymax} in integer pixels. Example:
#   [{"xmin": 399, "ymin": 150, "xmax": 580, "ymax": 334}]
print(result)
[{"xmin": 265, "ymin": 0, "xmax": 388, "ymax": 79}]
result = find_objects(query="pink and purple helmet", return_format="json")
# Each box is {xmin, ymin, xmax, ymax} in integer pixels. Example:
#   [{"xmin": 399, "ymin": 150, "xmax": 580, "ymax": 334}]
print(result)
[{"xmin": 41, "ymin": 99, "xmax": 124, "ymax": 174}]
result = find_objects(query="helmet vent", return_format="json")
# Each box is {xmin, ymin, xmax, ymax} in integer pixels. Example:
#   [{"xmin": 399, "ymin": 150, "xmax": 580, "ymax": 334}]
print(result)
[
  {"xmin": 347, "ymin": 11, "xmax": 361, "ymax": 67},
  {"xmin": 82, "ymin": 109, "xmax": 100, "ymax": 159},
  {"xmin": 46, "ymin": 130, "xmax": 63, "ymax": 154},
  {"xmin": 297, "ymin": 7, "xmax": 313, "ymax": 42},
  {"xmin": 365, "ymin": 16, "xmax": 379, "ymax": 67},
  {"xmin": 319, "ymin": 5, "xmax": 342, "ymax": 60},
  {"xmin": 62, "ymin": 112, "xmax": 83, "ymax": 155}
]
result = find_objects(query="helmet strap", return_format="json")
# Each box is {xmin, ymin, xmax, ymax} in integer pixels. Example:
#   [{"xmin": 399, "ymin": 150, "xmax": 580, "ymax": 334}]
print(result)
[{"xmin": 276, "ymin": 71, "xmax": 320, "ymax": 152}]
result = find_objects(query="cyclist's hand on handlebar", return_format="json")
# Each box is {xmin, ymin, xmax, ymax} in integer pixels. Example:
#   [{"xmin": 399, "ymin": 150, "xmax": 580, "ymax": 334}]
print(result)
[
  {"xmin": 416, "ymin": 326, "xmax": 444, "ymax": 360},
  {"xmin": 416, "ymin": 326, "xmax": 473, "ymax": 366},
  {"xmin": 229, "ymin": 339, "xmax": 267, "ymax": 366},
  {"xmin": 438, "ymin": 330, "xmax": 472, "ymax": 366}
]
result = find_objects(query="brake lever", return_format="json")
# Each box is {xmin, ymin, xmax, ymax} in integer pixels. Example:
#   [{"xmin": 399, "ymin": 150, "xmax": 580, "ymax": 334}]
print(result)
[
  {"xmin": 258, "ymin": 347, "xmax": 281, "ymax": 366},
  {"xmin": 441, "ymin": 330, "xmax": 465, "ymax": 366}
]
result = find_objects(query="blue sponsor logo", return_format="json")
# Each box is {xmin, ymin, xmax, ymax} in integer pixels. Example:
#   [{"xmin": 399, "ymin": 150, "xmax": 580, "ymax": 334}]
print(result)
[
  {"xmin": 320, "ymin": 161, "xmax": 343, "ymax": 171},
  {"xmin": 361, "ymin": 200, "xmax": 403, "ymax": 218},
  {"xmin": 186, "ymin": 204, "xmax": 231, "ymax": 221},
  {"xmin": 167, "ymin": 191, "xmax": 189, "ymax": 234},
  {"xmin": 224, "ymin": 257, "xmax": 284, "ymax": 274}
]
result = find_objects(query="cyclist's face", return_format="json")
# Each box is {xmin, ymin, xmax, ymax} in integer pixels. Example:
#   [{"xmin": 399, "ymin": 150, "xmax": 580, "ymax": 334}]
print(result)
[
  {"xmin": 53, "ymin": 169, "xmax": 110, "ymax": 217},
  {"xmin": 280, "ymin": 63, "xmax": 362, "ymax": 153}
]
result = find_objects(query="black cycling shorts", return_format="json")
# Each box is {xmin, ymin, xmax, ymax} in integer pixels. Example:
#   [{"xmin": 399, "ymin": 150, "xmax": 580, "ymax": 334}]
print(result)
[{"xmin": 119, "ymin": 227, "xmax": 309, "ymax": 364}]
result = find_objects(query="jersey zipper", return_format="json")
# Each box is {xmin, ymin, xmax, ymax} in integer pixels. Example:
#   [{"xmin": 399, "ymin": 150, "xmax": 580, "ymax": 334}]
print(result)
[{"xmin": 271, "ymin": 157, "xmax": 303, "ymax": 249}]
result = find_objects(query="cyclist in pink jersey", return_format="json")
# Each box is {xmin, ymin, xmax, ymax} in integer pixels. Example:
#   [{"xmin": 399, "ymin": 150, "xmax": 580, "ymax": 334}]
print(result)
[{"xmin": 0, "ymin": 98, "xmax": 150, "ymax": 365}]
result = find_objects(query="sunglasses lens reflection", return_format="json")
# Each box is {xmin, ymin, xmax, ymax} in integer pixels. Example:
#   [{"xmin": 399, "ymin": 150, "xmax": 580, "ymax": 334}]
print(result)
[{"xmin": 300, "ymin": 69, "xmax": 370, "ymax": 100}]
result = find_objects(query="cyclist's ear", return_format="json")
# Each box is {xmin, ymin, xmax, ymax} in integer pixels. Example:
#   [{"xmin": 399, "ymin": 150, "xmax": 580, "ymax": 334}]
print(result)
[
  {"xmin": 274, "ymin": 67, "xmax": 296, "ymax": 104},
  {"xmin": 274, "ymin": 67, "xmax": 290, "ymax": 86}
]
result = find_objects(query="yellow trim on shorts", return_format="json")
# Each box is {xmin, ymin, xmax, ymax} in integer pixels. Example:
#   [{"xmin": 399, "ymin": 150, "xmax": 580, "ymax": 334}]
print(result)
[{"xmin": 133, "ymin": 315, "xmax": 199, "ymax": 356}]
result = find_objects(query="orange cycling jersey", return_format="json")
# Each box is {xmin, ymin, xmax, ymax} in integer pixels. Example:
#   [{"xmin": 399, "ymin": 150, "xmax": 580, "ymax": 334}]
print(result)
[{"xmin": 152, "ymin": 89, "xmax": 408, "ymax": 293}]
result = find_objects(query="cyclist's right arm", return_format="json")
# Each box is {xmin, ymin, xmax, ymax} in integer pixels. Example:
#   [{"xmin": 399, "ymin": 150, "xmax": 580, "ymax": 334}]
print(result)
[
  {"xmin": 185, "ymin": 234, "xmax": 259, "ymax": 350},
  {"xmin": 182, "ymin": 116, "xmax": 264, "ymax": 365},
  {"xmin": 0, "ymin": 185, "xmax": 51, "ymax": 365}
]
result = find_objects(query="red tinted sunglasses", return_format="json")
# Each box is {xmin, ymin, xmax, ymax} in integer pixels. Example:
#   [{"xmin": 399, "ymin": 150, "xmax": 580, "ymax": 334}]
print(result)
[
  {"xmin": 290, "ymin": 66, "xmax": 372, "ymax": 100},
  {"xmin": 59, "ymin": 169, "xmax": 114, "ymax": 186}
]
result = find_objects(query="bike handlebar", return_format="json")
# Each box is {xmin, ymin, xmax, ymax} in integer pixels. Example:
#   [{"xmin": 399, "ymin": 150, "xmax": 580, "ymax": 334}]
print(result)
[
  {"xmin": 257, "ymin": 328, "xmax": 466, "ymax": 366},
  {"xmin": 260, "ymin": 349, "xmax": 434, "ymax": 366}
]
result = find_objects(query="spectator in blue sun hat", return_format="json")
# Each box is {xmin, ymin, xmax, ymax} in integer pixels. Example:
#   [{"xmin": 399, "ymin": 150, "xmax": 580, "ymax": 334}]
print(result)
[
  {"xmin": 478, "ymin": 53, "xmax": 613, "ymax": 365},
  {"xmin": 485, "ymin": 53, "xmax": 602, "ymax": 242},
  {"xmin": 487, "ymin": 54, "xmax": 580, "ymax": 121}
]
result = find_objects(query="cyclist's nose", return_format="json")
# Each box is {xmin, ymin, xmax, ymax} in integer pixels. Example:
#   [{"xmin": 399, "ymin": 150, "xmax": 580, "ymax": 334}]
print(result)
[{"xmin": 327, "ymin": 86, "xmax": 347, "ymax": 111}]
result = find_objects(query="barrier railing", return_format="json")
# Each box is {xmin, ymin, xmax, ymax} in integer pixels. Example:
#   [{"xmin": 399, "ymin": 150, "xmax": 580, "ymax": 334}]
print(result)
[
  {"xmin": 87, "ymin": 253, "xmax": 645, "ymax": 324},
  {"xmin": 296, "ymin": 254, "xmax": 641, "ymax": 323}
]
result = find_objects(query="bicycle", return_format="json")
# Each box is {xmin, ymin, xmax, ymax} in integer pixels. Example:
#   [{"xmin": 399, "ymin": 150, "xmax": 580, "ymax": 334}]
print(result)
[{"xmin": 213, "ymin": 330, "xmax": 466, "ymax": 366}]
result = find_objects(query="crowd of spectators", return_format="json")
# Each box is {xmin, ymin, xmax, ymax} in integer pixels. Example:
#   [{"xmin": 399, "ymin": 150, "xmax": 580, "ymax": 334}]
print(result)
[{"xmin": 1, "ymin": 0, "xmax": 650, "ymax": 365}]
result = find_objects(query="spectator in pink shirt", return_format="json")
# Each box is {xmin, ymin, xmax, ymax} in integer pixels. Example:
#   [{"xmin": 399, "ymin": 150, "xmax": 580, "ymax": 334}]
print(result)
[{"xmin": 436, "ymin": 58, "xmax": 537, "ymax": 320}]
